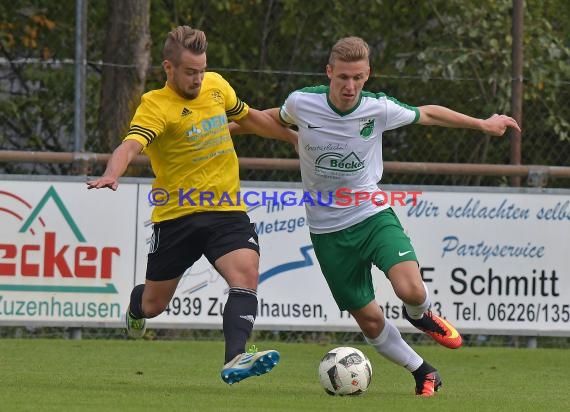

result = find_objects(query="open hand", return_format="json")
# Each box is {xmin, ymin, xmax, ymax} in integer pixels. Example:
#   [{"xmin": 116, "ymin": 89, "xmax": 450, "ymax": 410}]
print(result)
[{"xmin": 86, "ymin": 176, "xmax": 119, "ymax": 191}]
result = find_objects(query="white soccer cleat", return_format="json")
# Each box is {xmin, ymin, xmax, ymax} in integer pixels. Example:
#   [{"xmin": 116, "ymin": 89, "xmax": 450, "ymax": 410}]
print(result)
[{"xmin": 221, "ymin": 345, "xmax": 280, "ymax": 385}]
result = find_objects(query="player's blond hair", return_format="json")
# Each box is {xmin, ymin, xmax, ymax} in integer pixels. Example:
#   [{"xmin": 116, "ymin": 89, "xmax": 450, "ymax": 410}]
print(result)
[
  {"xmin": 328, "ymin": 36, "xmax": 370, "ymax": 66},
  {"xmin": 163, "ymin": 26, "xmax": 208, "ymax": 65}
]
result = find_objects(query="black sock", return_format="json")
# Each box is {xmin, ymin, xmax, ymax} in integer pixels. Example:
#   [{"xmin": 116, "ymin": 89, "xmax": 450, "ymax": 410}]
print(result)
[
  {"xmin": 128, "ymin": 284, "xmax": 145, "ymax": 319},
  {"xmin": 223, "ymin": 287, "xmax": 257, "ymax": 364},
  {"xmin": 412, "ymin": 361, "xmax": 437, "ymax": 381}
]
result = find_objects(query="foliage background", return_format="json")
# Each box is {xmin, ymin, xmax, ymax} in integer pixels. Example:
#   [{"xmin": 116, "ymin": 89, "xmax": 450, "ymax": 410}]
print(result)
[{"xmin": 1, "ymin": 0, "xmax": 569, "ymax": 186}]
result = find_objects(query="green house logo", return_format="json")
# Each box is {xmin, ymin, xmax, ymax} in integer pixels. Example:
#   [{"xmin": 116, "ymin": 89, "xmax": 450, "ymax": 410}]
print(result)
[{"xmin": 20, "ymin": 186, "xmax": 85, "ymax": 241}]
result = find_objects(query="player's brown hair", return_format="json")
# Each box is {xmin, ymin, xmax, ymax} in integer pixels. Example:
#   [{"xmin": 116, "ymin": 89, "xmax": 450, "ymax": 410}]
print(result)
[
  {"xmin": 163, "ymin": 26, "xmax": 208, "ymax": 66},
  {"xmin": 328, "ymin": 36, "xmax": 370, "ymax": 66}
]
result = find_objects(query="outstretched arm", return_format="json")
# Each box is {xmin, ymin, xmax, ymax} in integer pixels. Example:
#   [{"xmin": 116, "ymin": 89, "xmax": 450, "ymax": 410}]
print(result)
[
  {"xmin": 418, "ymin": 105, "xmax": 521, "ymax": 136},
  {"xmin": 231, "ymin": 108, "xmax": 298, "ymax": 146},
  {"xmin": 86, "ymin": 139, "xmax": 143, "ymax": 190}
]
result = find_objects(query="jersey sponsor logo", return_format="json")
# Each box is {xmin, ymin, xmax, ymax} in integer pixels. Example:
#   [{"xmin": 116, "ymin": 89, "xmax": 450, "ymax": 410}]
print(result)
[
  {"xmin": 359, "ymin": 118, "xmax": 375, "ymax": 139},
  {"xmin": 398, "ymin": 250, "xmax": 413, "ymax": 257},
  {"xmin": 305, "ymin": 143, "xmax": 347, "ymax": 152},
  {"xmin": 185, "ymin": 115, "xmax": 229, "ymax": 146},
  {"xmin": 307, "ymin": 124, "xmax": 323, "ymax": 129},
  {"xmin": 315, "ymin": 151, "xmax": 364, "ymax": 172},
  {"xmin": 181, "ymin": 107, "xmax": 192, "ymax": 117},
  {"xmin": 185, "ymin": 124, "xmax": 202, "ymax": 138}
]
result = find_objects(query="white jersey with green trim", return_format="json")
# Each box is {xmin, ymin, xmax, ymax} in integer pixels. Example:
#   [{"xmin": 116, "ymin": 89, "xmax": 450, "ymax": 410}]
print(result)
[{"xmin": 279, "ymin": 85, "xmax": 419, "ymax": 234}]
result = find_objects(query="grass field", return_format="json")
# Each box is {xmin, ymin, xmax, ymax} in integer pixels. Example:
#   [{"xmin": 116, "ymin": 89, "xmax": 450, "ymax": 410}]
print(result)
[{"xmin": 1, "ymin": 339, "xmax": 567, "ymax": 411}]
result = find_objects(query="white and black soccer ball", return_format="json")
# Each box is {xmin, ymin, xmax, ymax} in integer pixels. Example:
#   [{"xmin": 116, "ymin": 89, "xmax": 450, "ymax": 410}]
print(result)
[{"xmin": 318, "ymin": 346, "xmax": 372, "ymax": 396}]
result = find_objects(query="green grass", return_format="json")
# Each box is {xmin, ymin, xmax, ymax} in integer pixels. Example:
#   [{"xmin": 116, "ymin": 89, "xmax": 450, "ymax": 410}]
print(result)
[{"xmin": 0, "ymin": 339, "xmax": 567, "ymax": 411}]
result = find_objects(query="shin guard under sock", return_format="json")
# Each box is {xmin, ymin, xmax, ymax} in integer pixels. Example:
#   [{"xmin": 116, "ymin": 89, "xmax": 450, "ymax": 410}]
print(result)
[
  {"xmin": 223, "ymin": 287, "xmax": 258, "ymax": 364},
  {"xmin": 128, "ymin": 284, "xmax": 145, "ymax": 319}
]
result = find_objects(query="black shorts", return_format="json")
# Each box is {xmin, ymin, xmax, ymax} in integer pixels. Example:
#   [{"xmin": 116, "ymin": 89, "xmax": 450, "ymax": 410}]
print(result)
[{"xmin": 146, "ymin": 211, "xmax": 259, "ymax": 281}]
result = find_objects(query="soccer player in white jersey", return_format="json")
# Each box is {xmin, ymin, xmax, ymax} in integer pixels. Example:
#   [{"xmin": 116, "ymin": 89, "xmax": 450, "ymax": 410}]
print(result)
[{"xmin": 232, "ymin": 36, "xmax": 520, "ymax": 396}]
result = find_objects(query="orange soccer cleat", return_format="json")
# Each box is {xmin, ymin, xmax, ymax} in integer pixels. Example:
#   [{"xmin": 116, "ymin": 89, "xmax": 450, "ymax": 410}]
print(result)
[
  {"xmin": 415, "ymin": 371, "xmax": 442, "ymax": 396},
  {"xmin": 404, "ymin": 309, "xmax": 463, "ymax": 349}
]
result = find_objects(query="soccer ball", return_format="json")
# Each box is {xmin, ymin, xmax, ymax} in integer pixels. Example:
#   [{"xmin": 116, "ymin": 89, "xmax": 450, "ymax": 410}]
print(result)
[{"xmin": 318, "ymin": 346, "xmax": 372, "ymax": 396}]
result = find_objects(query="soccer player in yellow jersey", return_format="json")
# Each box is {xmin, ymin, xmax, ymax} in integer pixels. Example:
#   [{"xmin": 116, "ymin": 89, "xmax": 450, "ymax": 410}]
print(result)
[{"xmin": 87, "ymin": 26, "xmax": 296, "ymax": 385}]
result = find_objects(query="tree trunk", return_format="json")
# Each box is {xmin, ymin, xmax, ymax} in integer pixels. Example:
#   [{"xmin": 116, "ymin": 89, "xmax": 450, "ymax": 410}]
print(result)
[{"xmin": 98, "ymin": 0, "xmax": 150, "ymax": 153}]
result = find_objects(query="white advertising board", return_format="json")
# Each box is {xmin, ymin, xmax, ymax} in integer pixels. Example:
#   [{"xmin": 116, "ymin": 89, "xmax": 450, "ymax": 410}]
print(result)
[
  {"xmin": 0, "ymin": 180, "xmax": 137, "ymax": 326},
  {"xmin": 393, "ymin": 189, "xmax": 569, "ymax": 335},
  {"xmin": 137, "ymin": 183, "xmax": 570, "ymax": 336},
  {"xmin": 1, "ymin": 177, "xmax": 568, "ymax": 336}
]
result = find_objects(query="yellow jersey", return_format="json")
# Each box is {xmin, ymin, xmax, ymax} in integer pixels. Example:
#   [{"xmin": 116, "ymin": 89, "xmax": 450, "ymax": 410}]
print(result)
[{"xmin": 125, "ymin": 72, "xmax": 249, "ymax": 222}]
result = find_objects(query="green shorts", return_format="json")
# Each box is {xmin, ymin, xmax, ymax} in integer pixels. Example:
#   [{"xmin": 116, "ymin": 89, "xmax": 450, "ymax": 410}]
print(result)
[{"xmin": 310, "ymin": 208, "xmax": 417, "ymax": 311}]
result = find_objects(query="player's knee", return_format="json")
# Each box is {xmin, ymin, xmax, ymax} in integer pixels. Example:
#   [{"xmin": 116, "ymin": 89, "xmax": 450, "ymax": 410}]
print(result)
[
  {"xmin": 242, "ymin": 260, "xmax": 259, "ymax": 278},
  {"xmin": 228, "ymin": 267, "xmax": 259, "ymax": 289},
  {"xmin": 360, "ymin": 318, "xmax": 383, "ymax": 338},
  {"xmin": 411, "ymin": 282, "xmax": 428, "ymax": 304},
  {"xmin": 353, "ymin": 312, "xmax": 383, "ymax": 338},
  {"xmin": 395, "ymin": 282, "xmax": 426, "ymax": 305},
  {"xmin": 245, "ymin": 269, "xmax": 260, "ymax": 288}
]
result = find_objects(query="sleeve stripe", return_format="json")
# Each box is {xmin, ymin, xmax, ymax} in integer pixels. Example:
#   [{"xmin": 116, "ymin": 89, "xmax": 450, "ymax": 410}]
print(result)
[
  {"xmin": 278, "ymin": 110, "xmax": 294, "ymax": 126},
  {"xmin": 383, "ymin": 94, "xmax": 420, "ymax": 124},
  {"xmin": 385, "ymin": 95, "xmax": 417, "ymax": 112},
  {"xmin": 226, "ymin": 99, "xmax": 245, "ymax": 117},
  {"xmin": 411, "ymin": 107, "xmax": 420, "ymax": 123},
  {"xmin": 127, "ymin": 125, "xmax": 156, "ymax": 145},
  {"xmin": 131, "ymin": 125, "xmax": 157, "ymax": 139}
]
